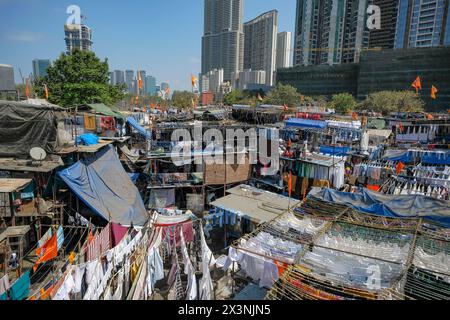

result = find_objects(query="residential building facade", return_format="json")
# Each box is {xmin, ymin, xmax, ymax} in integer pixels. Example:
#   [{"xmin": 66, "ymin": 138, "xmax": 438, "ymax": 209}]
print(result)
[
  {"xmin": 243, "ymin": 10, "xmax": 278, "ymax": 86},
  {"xmin": 202, "ymin": 0, "xmax": 245, "ymax": 82}
]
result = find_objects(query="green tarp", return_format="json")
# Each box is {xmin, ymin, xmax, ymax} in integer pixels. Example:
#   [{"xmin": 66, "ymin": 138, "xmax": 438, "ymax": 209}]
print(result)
[{"xmin": 83, "ymin": 103, "xmax": 124, "ymax": 119}]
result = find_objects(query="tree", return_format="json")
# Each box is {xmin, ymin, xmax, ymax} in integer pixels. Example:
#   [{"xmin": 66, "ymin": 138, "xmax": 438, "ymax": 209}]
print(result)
[
  {"xmin": 263, "ymin": 83, "xmax": 300, "ymax": 107},
  {"xmin": 171, "ymin": 91, "xmax": 196, "ymax": 109},
  {"xmin": 358, "ymin": 90, "xmax": 424, "ymax": 115},
  {"xmin": 223, "ymin": 90, "xmax": 254, "ymax": 106},
  {"xmin": 328, "ymin": 93, "xmax": 357, "ymax": 114},
  {"xmin": 35, "ymin": 49, "xmax": 125, "ymax": 107}
]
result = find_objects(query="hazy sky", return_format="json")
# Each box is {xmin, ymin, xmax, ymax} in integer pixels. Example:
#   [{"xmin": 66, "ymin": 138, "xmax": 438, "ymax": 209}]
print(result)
[{"xmin": 0, "ymin": 0, "xmax": 296, "ymax": 90}]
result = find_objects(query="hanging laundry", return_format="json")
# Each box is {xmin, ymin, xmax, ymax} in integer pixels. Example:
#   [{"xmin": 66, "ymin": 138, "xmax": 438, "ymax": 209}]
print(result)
[
  {"xmin": 9, "ymin": 271, "xmax": 30, "ymax": 300},
  {"xmin": 34, "ymin": 234, "xmax": 58, "ymax": 271},
  {"xmin": 84, "ymin": 114, "xmax": 96, "ymax": 131}
]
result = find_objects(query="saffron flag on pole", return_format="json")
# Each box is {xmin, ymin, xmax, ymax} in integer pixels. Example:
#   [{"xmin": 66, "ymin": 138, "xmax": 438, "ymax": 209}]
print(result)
[
  {"xmin": 411, "ymin": 76, "xmax": 422, "ymax": 95},
  {"xmin": 25, "ymin": 80, "xmax": 30, "ymax": 99},
  {"xmin": 431, "ymin": 85, "xmax": 438, "ymax": 99},
  {"xmin": 288, "ymin": 172, "xmax": 293, "ymax": 197},
  {"xmin": 33, "ymin": 234, "xmax": 58, "ymax": 272},
  {"xmin": 137, "ymin": 71, "xmax": 143, "ymax": 90},
  {"xmin": 43, "ymin": 84, "xmax": 49, "ymax": 100},
  {"xmin": 191, "ymin": 75, "xmax": 197, "ymax": 88}
]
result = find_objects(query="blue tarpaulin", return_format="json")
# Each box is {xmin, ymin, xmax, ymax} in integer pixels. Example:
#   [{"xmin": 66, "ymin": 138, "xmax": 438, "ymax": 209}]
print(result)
[
  {"xmin": 58, "ymin": 145, "xmax": 148, "ymax": 226},
  {"xmin": 76, "ymin": 133, "xmax": 99, "ymax": 146},
  {"xmin": 285, "ymin": 118, "xmax": 327, "ymax": 129},
  {"xmin": 128, "ymin": 172, "xmax": 140, "ymax": 184},
  {"xmin": 127, "ymin": 117, "xmax": 151, "ymax": 139},
  {"xmin": 319, "ymin": 145, "xmax": 350, "ymax": 156},
  {"xmin": 307, "ymin": 187, "xmax": 450, "ymax": 227}
]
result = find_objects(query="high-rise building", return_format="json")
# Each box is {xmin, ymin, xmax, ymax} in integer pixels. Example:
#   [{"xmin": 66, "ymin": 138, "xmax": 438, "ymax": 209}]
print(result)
[
  {"xmin": 276, "ymin": 31, "xmax": 292, "ymax": 69},
  {"xmin": 244, "ymin": 10, "xmax": 278, "ymax": 86},
  {"xmin": 202, "ymin": 0, "xmax": 245, "ymax": 82},
  {"xmin": 64, "ymin": 24, "xmax": 93, "ymax": 54},
  {"xmin": 203, "ymin": 69, "xmax": 224, "ymax": 93},
  {"xmin": 231, "ymin": 69, "xmax": 266, "ymax": 90},
  {"xmin": 146, "ymin": 76, "xmax": 157, "ymax": 95},
  {"xmin": 113, "ymin": 70, "xmax": 125, "ymax": 86},
  {"xmin": 341, "ymin": 0, "xmax": 370, "ymax": 64},
  {"xmin": 0, "ymin": 64, "xmax": 15, "ymax": 91},
  {"xmin": 395, "ymin": 0, "xmax": 450, "ymax": 49},
  {"xmin": 200, "ymin": 74, "xmax": 210, "ymax": 93},
  {"xmin": 108, "ymin": 72, "xmax": 114, "ymax": 85},
  {"xmin": 125, "ymin": 70, "xmax": 134, "ymax": 93},
  {"xmin": 32, "ymin": 59, "xmax": 50, "ymax": 80},
  {"xmin": 368, "ymin": 0, "xmax": 400, "ymax": 49},
  {"xmin": 293, "ymin": 0, "xmax": 371, "ymax": 66}
]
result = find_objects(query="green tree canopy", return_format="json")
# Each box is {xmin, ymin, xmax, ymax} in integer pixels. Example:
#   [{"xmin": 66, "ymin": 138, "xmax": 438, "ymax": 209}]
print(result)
[
  {"xmin": 171, "ymin": 91, "xmax": 196, "ymax": 109},
  {"xmin": 223, "ymin": 90, "xmax": 255, "ymax": 106},
  {"xmin": 328, "ymin": 93, "xmax": 357, "ymax": 114},
  {"xmin": 35, "ymin": 49, "xmax": 125, "ymax": 107},
  {"xmin": 358, "ymin": 90, "xmax": 425, "ymax": 115},
  {"xmin": 263, "ymin": 83, "xmax": 300, "ymax": 107}
]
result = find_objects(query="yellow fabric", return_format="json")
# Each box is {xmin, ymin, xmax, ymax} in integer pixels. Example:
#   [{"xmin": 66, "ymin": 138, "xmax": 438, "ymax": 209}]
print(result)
[{"xmin": 84, "ymin": 114, "xmax": 96, "ymax": 130}]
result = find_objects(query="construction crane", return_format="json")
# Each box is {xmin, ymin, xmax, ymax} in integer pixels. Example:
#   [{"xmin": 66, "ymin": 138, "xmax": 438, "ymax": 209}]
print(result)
[{"xmin": 18, "ymin": 68, "xmax": 25, "ymax": 84}]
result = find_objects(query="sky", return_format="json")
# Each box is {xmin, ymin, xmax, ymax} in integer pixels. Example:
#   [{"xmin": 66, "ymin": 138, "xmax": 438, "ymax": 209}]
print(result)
[{"xmin": 0, "ymin": 0, "xmax": 296, "ymax": 91}]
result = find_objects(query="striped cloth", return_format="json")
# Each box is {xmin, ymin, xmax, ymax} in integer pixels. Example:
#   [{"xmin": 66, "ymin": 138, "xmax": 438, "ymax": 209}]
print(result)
[{"xmin": 86, "ymin": 224, "xmax": 111, "ymax": 262}]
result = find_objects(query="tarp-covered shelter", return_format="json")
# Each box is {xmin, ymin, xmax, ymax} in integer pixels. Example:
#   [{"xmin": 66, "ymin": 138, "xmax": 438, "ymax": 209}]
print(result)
[
  {"xmin": 0, "ymin": 100, "xmax": 67, "ymax": 157},
  {"xmin": 308, "ymin": 187, "xmax": 450, "ymax": 227},
  {"xmin": 78, "ymin": 103, "xmax": 124, "ymax": 119},
  {"xmin": 58, "ymin": 144, "xmax": 148, "ymax": 226},
  {"xmin": 126, "ymin": 117, "xmax": 151, "ymax": 139}
]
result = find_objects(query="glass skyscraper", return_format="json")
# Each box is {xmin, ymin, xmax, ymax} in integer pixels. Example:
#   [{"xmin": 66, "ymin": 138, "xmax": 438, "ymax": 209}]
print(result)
[
  {"xmin": 395, "ymin": 0, "xmax": 450, "ymax": 48},
  {"xmin": 32, "ymin": 59, "xmax": 50, "ymax": 80}
]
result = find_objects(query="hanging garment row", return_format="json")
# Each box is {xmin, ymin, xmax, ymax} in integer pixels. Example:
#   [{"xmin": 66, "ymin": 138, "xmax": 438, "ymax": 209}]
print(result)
[{"xmin": 380, "ymin": 176, "xmax": 450, "ymax": 200}]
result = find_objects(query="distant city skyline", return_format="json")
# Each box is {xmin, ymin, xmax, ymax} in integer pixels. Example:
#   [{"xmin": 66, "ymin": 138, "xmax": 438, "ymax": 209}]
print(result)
[{"xmin": 0, "ymin": 0, "xmax": 296, "ymax": 91}]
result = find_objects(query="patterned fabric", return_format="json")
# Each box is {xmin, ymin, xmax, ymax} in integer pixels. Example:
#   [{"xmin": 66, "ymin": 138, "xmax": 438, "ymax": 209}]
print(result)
[{"xmin": 86, "ymin": 224, "xmax": 111, "ymax": 261}]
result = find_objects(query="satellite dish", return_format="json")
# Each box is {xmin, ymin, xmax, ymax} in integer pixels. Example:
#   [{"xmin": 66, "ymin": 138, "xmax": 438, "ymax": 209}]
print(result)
[{"xmin": 30, "ymin": 147, "xmax": 47, "ymax": 161}]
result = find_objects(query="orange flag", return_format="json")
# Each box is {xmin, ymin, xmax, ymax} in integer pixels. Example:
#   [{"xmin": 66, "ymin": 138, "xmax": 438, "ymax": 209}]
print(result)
[
  {"xmin": 411, "ymin": 76, "xmax": 422, "ymax": 95},
  {"xmin": 288, "ymin": 172, "xmax": 293, "ymax": 197},
  {"xmin": 283, "ymin": 104, "xmax": 288, "ymax": 112},
  {"xmin": 34, "ymin": 234, "xmax": 57, "ymax": 272},
  {"xmin": 88, "ymin": 230, "xmax": 94, "ymax": 243},
  {"xmin": 431, "ymin": 85, "xmax": 438, "ymax": 99},
  {"xmin": 191, "ymin": 75, "xmax": 197, "ymax": 88},
  {"xmin": 396, "ymin": 161, "xmax": 405, "ymax": 175},
  {"xmin": 137, "ymin": 71, "xmax": 143, "ymax": 90},
  {"xmin": 43, "ymin": 84, "xmax": 49, "ymax": 100}
]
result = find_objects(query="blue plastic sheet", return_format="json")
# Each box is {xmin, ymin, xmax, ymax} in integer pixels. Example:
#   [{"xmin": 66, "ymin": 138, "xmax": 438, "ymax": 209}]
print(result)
[
  {"xmin": 308, "ymin": 187, "xmax": 450, "ymax": 227},
  {"xmin": 76, "ymin": 133, "xmax": 99, "ymax": 146},
  {"xmin": 285, "ymin": 118, "xmax": 327, "ymax": 129},
  {"xmin": 128, "ymin": 172, "xmax": 140, "ymax": 184},
  {"xmin": 127, "ymin": 117, "xmax": 151, "ymax": 139},
  {"xmin": 58, "ymin": 145, "xmax": 148, "ymax": 226},
  {"xmin": 319, "ymin": 145, "xmax": 350, "ymax": 156}
]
